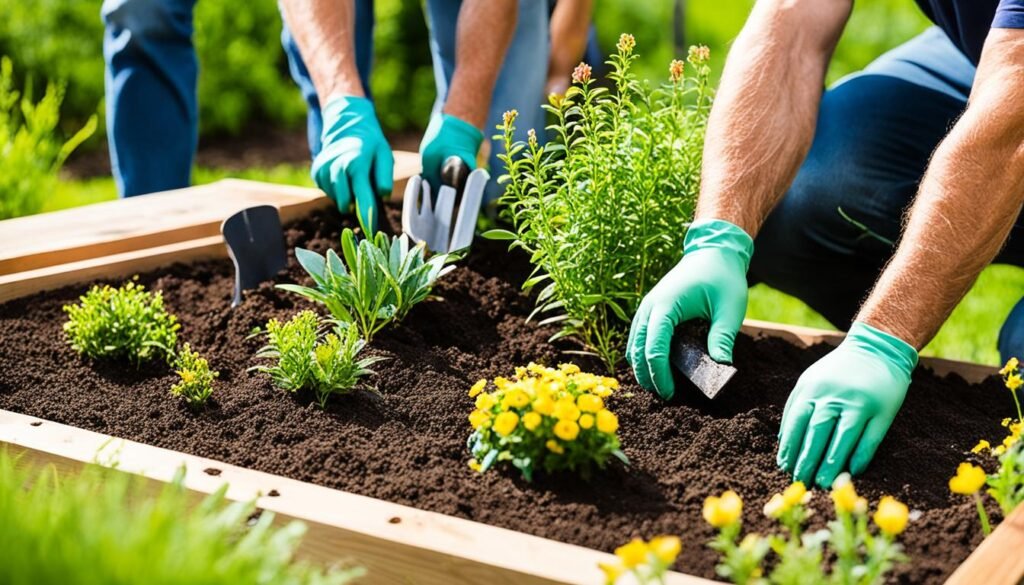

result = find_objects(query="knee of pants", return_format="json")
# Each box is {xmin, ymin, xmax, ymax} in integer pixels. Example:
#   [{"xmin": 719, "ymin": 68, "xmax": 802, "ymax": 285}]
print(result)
[
  {"xmin": 999, "ymin": 298, "xmax": 1024, "ymax": 364},
  {"xmin": 101, "ymin": 0, "xmax": 192, "ymax": 40}
]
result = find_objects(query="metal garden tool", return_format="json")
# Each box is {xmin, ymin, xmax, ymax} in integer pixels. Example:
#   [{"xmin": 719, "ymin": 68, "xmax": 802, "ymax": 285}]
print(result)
[
  {"xmin": 402, "ymin": 155, "xmax": 489, "ymax": 253},
  {"xmin": 670, "ymin": 321, "xmax": 738, "ymax": 399},
  {"xmin": 221, "ymin": 205, "xmax": 287, "ymax": 307}
]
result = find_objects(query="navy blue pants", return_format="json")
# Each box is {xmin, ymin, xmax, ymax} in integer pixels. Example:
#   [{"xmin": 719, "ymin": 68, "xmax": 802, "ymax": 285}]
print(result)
[{"xmin": 748, "ymin": 28, "xmax": 1024, "ymax": 362}]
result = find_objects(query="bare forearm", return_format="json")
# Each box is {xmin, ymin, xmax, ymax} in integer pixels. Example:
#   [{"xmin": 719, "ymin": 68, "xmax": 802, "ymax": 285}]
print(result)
[
  {"xmin": 858, "ymin": 30, "xmax": 1024, "ymax": 348},
  {"xmin": 696, "ymin": 0, "xmax": 851, "ymax": 236},
  {"xmin": 443, "ymin": 0, "xmax": 517, "ymax": 129},
  {"xmin": 547, "ymin": 0, "xmax": 593, "ymax": 96},
  {"xmin": 280, "ymin": 0, "xmax": 363, "ymax": 103}
]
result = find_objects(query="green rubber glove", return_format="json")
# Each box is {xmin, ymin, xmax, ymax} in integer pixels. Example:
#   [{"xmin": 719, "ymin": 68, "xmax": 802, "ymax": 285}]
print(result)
[
  {"xmin": 312, "ymin": 96, "xmax": 394, "ymax": 233},
  {"xmin": 626, "ymin": 219, "xmax": 754, "ymax": 400},
  {"xmin": 419, "ymin": 113, "xmax": 483, "ymax": 190},
  {"xmin": 777, "ymin": 321, "xmax": 918, "ymax": 488}
]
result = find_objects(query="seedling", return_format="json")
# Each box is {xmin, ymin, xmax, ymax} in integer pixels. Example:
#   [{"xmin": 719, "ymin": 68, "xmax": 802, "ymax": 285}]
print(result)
[
  {"xmin": 466, "ymin": 363, "xmax": 627, "ymax": 481},
  {"xmin": 62, "ymin": 280, "xmax": 179, "ymax": 365},
  {"xmin": 279, "ymin": 228, "xmax": 456, "ymax": 342},
  {"xmin": 252, "ymin": 311, "xmax": 384, "ymax": 409},
  {"xmin": 170, "ymin": 343, "xmax": 218, "ymax": 408},
  {"xmin": 489, "ymin": 37, "xmax": 713, "ymax": 371}
]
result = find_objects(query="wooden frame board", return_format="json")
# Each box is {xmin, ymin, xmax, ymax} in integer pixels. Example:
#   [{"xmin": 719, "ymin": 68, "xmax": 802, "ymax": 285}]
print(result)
[{"xmin": 0, "ymin": 179, "xmax": 1014, "ymax": 584}]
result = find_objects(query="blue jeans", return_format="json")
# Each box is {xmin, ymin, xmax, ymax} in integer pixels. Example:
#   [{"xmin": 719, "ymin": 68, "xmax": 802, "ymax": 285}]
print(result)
[{"xmin": 748, "ymin": 27, "xmax": 1024, "ymax": 362}]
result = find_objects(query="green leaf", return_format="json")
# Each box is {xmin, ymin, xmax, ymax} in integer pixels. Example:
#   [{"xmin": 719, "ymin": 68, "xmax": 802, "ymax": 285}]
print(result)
[{"xmin": 481, "ymin": 229, "xmax": 518, "ymax": 241}]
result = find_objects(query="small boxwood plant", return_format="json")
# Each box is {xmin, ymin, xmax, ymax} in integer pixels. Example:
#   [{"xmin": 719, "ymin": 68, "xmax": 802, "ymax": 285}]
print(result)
[
  {"xmin": 489, "ymin": 36, "xmax": 713, "ymax": 371},
  {"xmin": 251, "ymin": 310, "xmax": 385, "ymax": 409},
  {"xmin": 170, "ymin": 343, "xmax": 219, "ymax": 408},
  {"xmin": 63, "ymin": 280, "xmax": 179, "ymax": 365},
  {"xmin": 278, "ymin": 228, "xmax": 456, "ymax": 342},
  {"xmin": 467, "ymin": 362, "xmax": 627, "ymax": 481}
]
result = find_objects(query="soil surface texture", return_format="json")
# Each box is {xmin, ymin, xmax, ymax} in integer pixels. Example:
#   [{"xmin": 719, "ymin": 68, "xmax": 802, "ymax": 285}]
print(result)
[{"xmin": 0, "ymin": 205, "xmax": 1007, "ymax": 583}]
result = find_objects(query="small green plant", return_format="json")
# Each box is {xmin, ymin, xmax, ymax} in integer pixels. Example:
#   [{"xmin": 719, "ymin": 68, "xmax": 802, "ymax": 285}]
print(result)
[
  {"xmin": 466, "ymin": 363, "xmax": 627, "ymax": 481},
  {"xmin": 704, "ymin": 478, "xmax": 908, "ymax": 584},
  {"xmin": 279, "ymin": 228, "xmax": 456, "ymax": 342},
  {"xmin": 170, "ymin": 343, "xmax": 218, "ymax": 408},
  {"xmin": 599, "ymin": 535, "xmax": 682, "ymax": 585},
  {"xmin": 489, "ymin": 36, "xmax": 713, "ymax": 371},
  {"xmin": 0, "ymin": 450, "xmax": 362, "ymax": 584},
  {"xmin": 252, "ymin": 310, "xmax": 384, "ymax": 409},
  {"xmin": 63, "ymin": 280, "xmax": 179, "ymax": 365},
  {"xmin": 0, "ymin": 55, "xmax": 96, "ymax": 219}
]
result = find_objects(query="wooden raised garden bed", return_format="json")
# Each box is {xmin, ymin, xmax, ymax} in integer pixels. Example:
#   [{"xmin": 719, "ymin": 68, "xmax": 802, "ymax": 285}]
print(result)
[{"xmin": 0, "ymin": 162, "xmax": 1020, "ymax": 584}]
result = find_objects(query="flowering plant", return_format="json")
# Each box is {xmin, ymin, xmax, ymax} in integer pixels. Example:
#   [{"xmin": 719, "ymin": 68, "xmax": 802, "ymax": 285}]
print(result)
[
  {"xmin": 599, "ymin": 535, "xmax": 682, "ymax": 585},
  {"xmin": 489, "ymin": 36, "xmax": 713, "ymax": 371},
  {"xmin": 170, "ymin": 343, "xmax": 218, "ymax": 408},
  {"xmin": 704, "ymin": 478, "xmax": 908, "ymax": 584},
  {"xmin": 466, "ymin": 363, "xmax": 627, "ymax": 481}
]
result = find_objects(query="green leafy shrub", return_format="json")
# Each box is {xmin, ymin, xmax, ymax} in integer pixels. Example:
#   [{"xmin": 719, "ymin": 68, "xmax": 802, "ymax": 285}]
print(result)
[
  {"xmin": 0, "ymin": 451, "xmax": 362, "ymax": 584},
  {"xmin": 279, "ymin": 229, "xmax": 456, "ymax": 342},
  {"xmin": 491, "ymin": 36, "xmax": 713, "ymax": 371},
  {"xmin": 63, "ymin": 280, "xmax": 179, "ymax": 365},
  {"xmin": 252, "ymin": 310, "xmax": 384, "ymax": 408},
  {"xmin": 0, "ymin": 55, "xmax": 95, "ymax": 219},
  {"xmin": 170, "ymin": 343, "xmax": 219, "ymax": 407}
]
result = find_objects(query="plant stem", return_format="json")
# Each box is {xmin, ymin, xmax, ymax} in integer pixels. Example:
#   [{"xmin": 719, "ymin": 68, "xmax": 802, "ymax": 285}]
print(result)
[{"xmin": 975, "ymin": 494, "xmax": 992, "ymax": 535}]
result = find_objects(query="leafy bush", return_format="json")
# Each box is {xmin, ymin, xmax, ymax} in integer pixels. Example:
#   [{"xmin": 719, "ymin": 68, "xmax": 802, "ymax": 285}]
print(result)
[
  {"xmin": 0, "ymin": 56, "xmax": 95, "ymax": 219},
  {"xmin": 491, "ymin": 36, "xmax": 713, "ymax": 371},
  {"xmin": 170, "ymin": 343, "xmax": 219, "ymax": 407},
  {"xmin": 63, "ymin": 280, "xmax": 179, "ymax": 365},
  {"xmin": 0, "ymin": 451, "xmax": 362, "ymax": 585},
  {"xmin": 280, "ymin": 229, "xmax": 456, "ymax": 342},
  {"xmin": 467, "ymin": 362, "xmax": 627, "ymax": 481},
  {"xmin": 252, "ymin": 310, "xmax": 384, "ymax": 408}
]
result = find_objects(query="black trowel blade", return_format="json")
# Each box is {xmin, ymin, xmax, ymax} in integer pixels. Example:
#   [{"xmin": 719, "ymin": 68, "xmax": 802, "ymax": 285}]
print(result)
[
  {"xmin": 669, "ymin": 322, "xmax": 737, "ymax": 399},
  {"xmin": 221, "ymin": 205, "xmax": 287, "ymax": 307}
]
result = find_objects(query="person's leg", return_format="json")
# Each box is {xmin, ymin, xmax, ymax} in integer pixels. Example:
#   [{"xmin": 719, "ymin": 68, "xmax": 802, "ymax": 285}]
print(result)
[
  {"xmin": 280, "ymin": 0, "xmax": 375, "ymax": 158},
  {"xmin": 748, "ymin": 27, "xmax": 975, "ymax": 329},
  {"xmin": 425, "ymin": 0, "xmax": 550, "ymax": 202},
  {"xmin": 102, "ymin": 0, "xmax": 197, "ymax": 197}
]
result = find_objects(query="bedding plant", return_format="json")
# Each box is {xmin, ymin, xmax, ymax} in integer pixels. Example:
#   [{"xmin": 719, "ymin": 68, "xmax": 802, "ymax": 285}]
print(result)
[
  {"xmin": 489, "ymin": 35, "xmax": 713, "ymax": 371},
  {"xmin": 170, "ymin": 343, "xmax": 219, "ymax": 408}
]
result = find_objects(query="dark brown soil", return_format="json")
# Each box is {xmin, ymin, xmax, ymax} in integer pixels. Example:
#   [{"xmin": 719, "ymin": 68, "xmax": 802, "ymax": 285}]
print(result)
[{"xmin": 0, "ymin": 205, "xmax": 1007, "ymax": 583}]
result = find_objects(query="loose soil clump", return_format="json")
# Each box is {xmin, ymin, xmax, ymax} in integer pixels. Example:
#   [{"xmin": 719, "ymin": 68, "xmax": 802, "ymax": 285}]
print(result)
[{"xmin": 0, "ymin": 205, "xmax": 1004, "ymax": 583}]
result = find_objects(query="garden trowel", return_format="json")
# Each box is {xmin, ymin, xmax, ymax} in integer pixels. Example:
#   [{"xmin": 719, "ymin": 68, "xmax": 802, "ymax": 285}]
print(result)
[
  {"xmin": 402, "ymin": 155, "xmax": 489, "ymax": 253},
  {"xmin": 221, "ymin": 205, "xmax": 287, "ymax": 308},
  {"xmin": 670, "ymin": 321, "xmax": 737, "ymax": 399}
]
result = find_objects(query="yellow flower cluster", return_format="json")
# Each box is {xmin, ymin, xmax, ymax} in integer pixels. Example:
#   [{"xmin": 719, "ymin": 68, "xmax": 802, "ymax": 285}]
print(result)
[
  {"xmin": 467, "ymin": 363, "xmax": 625, "ymax": 479},
  {"xmin": 949, "ymin": 462, "xmax": 987, "ymax": 495},
  {"xmin": 599, "ymin": 535, "xmax": 681, "ymax": 585},
  {"xmin": 873, "ymin": 496, "xmax": 909, "ymax": 536},
  {"xmin": 703, "ymin": 490, "xmax": 743, "ymax": 528}
]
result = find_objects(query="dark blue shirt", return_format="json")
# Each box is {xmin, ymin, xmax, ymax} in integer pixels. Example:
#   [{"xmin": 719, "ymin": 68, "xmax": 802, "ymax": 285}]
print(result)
[{"xmin": 915, "ymin": 0, "xmax": 1024, "ymax": 63}]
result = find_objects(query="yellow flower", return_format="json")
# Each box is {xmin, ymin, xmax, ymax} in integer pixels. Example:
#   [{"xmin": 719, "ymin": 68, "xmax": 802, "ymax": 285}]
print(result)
[
  {"xmin": 1000, "ymin": 357, "xmax": 1019, "ymax": 376},
  {"xmin": 579, "ymin": 413, "xmax": 595, "ymax": 429},
  {"xmin": 604, "ymin": 377, "xmax": 620, "ymax": 390},
  {"xmin": 546, "ymin": 439, "xmax": 564, "ymax": 455},
  {"xmin": 468, "ymin": 379, "xmax": 487, "ymax": 397},
  {"xmin": 1008, "ymin": 374, "xmax": 1023, "ymax": 391},
  {"xmin": 614, "ymin": 538, "xmax": 648, "ymax": 569},
  {"xmin": 468, "ymin": 458, "xmax": 482, "ymax": 472},
  {"xmin": 648, "ymin": 535, "xmax": 681, "ymax": 564},
  {"xmin": 831, "ymin": 474, "xmax": 860, "ymax": 514},
  {"xmin": 703, "ymin": 490, "xmax": 743, "ymax": 528},
  {"xmin": 179, "ymin": 371, "xmax": 196, "ymax": 384},
  {"xmin": 494, "ymin": 376, "xmax": 512, "ymax": 390},
  {"xmin": 559, "ymin": 363, "xmax": 580, "ymax": 375},
  {"xmin": 596, "ymin": 409, "xmax": 619, "ymax": 434},
  {"xmin": 554, "ymin": 420, "xmax": 580, "ymax": 441},
  {"xmin": 995, "ymin": 445, "xmax": 1008, "ymax": 456},
  {"xmin": 763, "ymin": 493, "xmax": 785, "ymax": 518},
  {"xmin": 972, "ymin": 440, "xmax": 991, "ymax": 454},
  {"xmin": 782, "ymin": 482, "xmax": 810, "ymax": 508},
  {"xmin": 949, "ymin": 462, "xmax": 987, "ymax": 495},
  {"xmin": 468, "ymin": 409, "xmax": 490, "ymax": 430},
  {"xmin": 593, "ymin": 384, "xmax": 613, "ymax": 398},
  {"xmin": 873, "ymin": 496, "xmax": 909, "ymax": 536},
  {"xmin": 532, "ymin": 395, "xmax": 555, "ymax": 416},
  {"xmin": 598, "ymin": 562, "xmax": 625, "ymax": 585},
  {"xmin": 553, "ymin": 400, "xmax": 581, "ymax": 422},
  {"xmin": 522, "ymin": 411, "xmax": 542, "ymax": 431},
  {"xmin": 492, "ymin": 411, "xmax": 519, "ymax": 437},
  {"xmin": 1003, "ymin": 418, "xmax": 1013, "ymax": 428},
  {"xmin": 475, "ymin": 393, "xmax": 497, "ymax": 411},
  {"xmin": 504, "ymin": 389, "xmax": 530, "ymax": 409},
  {"xmin": 577, "ymin": 394, "xmax": 604, "ymax": 413}
]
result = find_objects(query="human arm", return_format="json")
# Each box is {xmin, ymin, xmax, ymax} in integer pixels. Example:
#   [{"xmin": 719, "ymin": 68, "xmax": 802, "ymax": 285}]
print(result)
[
  {"xmin": 420, "ymin": 0, "xmax": 518, "ymax": 187},
  {"xmin": 778, "ymin": 28, "xmax": 1024, "ymax": 488},
  {"xmin": 545, "ymin": 0, "xmax": 593, "ymax": 97},
  {"xmin": 626, "ymin": 0, "xmax": 852, "ymax": 399}
]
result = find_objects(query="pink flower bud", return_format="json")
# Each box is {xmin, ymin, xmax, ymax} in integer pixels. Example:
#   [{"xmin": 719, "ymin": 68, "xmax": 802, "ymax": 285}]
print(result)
[{"xmin": 572, "ymin": 62, "xmax": 592, "ymax": 84}]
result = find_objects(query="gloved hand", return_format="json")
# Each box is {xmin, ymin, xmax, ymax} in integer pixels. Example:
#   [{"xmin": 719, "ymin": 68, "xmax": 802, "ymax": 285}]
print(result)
[
  {"xmin": 777, "ymin": 321, "xmax": 918, "ymax": 488},
  {"xmin": 312, "ymin": 96, "xmax": 394, "ymax": 233},
  {"xmin": 419, "ymin": 113, "xmax": 483, "ymax": 190},
  {"xmin": 626, "ymin": 219, "xmax": 754, "ymax": 400}
]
